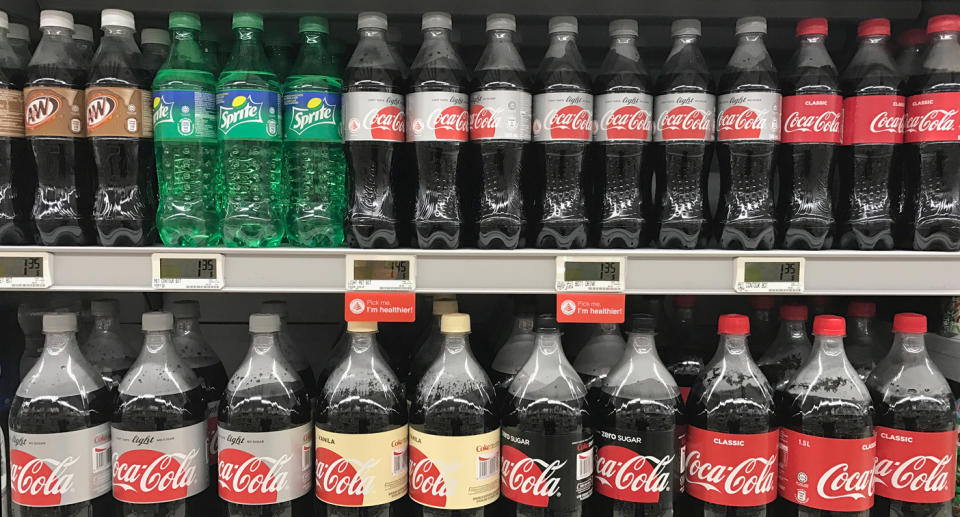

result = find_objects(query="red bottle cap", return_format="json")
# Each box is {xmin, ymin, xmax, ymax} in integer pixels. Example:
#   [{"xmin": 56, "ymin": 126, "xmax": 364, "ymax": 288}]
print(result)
[
  {"xmin": 718, "ymin": 314, "xmax": 750, "ymax": 335},
  {"xmin": 674, "ymin": 295, "xmax": 697, "ymax": 308},
  {"xmin": 780, "ymin": 304, "xmax": 808, "ymax": 321},
  {"xmin": 858, "ymin": 18, "xmax": 891, "ymax": 37},
  {"xmin": 893, "ymin": 313, "xmax": 927, "ymax": 333},
  {"xmin": 750, "ymin": 295, "xmax": 775, "ymax": 310},
  {"xmin": 848, "ymin": 301, "xmax": 877, "ymax": 318},
  {"xmin": 897, "ymin": 28, "xmax": 927, "ymax": 47},
  {"xmin": 927, "ymin": 14, "xmax": 960, "ymax": 35},
  {"xmin": 813, "ymin": 315, "xmax": 846, "ymax": 336},
  {"xmin": 796, "ymin": 17, "xmax": 828, "ymax": 37}
]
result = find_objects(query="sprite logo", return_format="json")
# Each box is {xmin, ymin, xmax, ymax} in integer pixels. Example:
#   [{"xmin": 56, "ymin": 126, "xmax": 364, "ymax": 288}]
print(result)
[
  {"xmin": 289, "ymin": 96, "xmax": 337, "ymax": 135},
  {"xmin": 153, "ymin": 96, "xmax": 175, "ymax": 127},
  {"xmin": 220, "ymin": 94, "xmax": 264, "ymax": 133}
]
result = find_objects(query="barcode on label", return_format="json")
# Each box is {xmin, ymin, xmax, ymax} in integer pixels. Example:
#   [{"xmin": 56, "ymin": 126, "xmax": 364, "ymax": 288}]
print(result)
[
  {"xmin": 302, "ymin": 444, "xmax": 311, "ymax": 471},
  {"xmin": 392, "ymin": 448, "xmax": 407, "ymax": 476},
  {"xmin": 476, "ymin": 453, "xmax": 499, "ymax": 481},
  {"xmin": 93, "ymin": 446, "xmax": 110, "ymax": 472},
  {"xmin": 577, "ymin": 451, "xmax": 593, "ymax": 480}
]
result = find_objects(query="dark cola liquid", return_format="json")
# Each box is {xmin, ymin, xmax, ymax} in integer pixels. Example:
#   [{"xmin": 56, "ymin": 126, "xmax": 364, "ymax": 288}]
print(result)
[
  {"xmin": 662, "ymin": 314, "xmax": 713, "ymax": 398},
  {"xmin": 190, "ymin": 361, "xmax": 228, "ymax": 505},
  {"xmin": 10, "ymin": 388, "xmax": 115, "ymax": 517},
  {"xmin": 114, "ymin": 385, "xmax": 208, "ymax": 517},
  {"xmin": 0, "ymin": 57, "xmax": 34, "ymax": 245}
]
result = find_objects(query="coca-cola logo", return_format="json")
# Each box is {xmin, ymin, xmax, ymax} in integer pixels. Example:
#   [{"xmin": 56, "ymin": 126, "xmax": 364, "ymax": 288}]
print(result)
[
  {"xmin": 113, "ymin": 448, "xmax": 200, "ymax": 503},
  {"xmin": 875, "ymin": 454, "xmax": 952, "ymax": 494},
  {"xmin": 10, "ymin": 450, "xmax": 76, "ymax": 506},
  {"xmin": 500, "ymin": 445, "xmax": 563, "ymax": 507},
  {"xmin": 870, "ymin": 111, "xmax": 905, "ymax": 134},
  {"xmin": 428, "ymin": 105, "xmax": 468, "ymax": 140},
  {"xmin": 782, "ymin": 110, "xmax": 841, "ymax": 134},
  {"xmin": 315, "ymin": 447, "xmax": 376, "ymax": 506},
  {"xmin": 408, "ymin": 446, "xmax": 447, "ymax": 507},
  {"xmin": 25, "ymin": 95, "xmax": 61, "ymax": 129},
  {"xmin": 601, "ymin": 105, "xmax": 650, "ymax": 140},
  {"xmin": 469, "ymin": 104, "xmax": 497, "ymax": 139},
  {"xmin": 816, "ymin": 462, "xmax": 875, "ymax": 501},
  {"xmin": 685, "ymin": 450, "xmax": 776, "ymax": 498},
  {"xmin": 547, "ymin": 105, "xmax": 591, "ymax": 140},
  {"xmin": 658, "ymin": 105, "xmax": 710, "ymax": 140},
  {"xmin": 218, "ymin": 448, "xmax": 291, "ymax": 504},
  {"xmin": 595, "ymin": 445, "xmax": 672, "ymax": 503},
  {"xmin": 905, "ymin": 109, "xmax": 959, "ymax": 134},
  {"xmin": 718, "ymin": 105, "xmax": 763, "ymax": 139},
  {"xmin": 86, "ymin": 94, "xmax": 119, "ymax": 131},
  {"xmin": 367, "ymin": 106, "xmax": 405, "ymax": 141}
]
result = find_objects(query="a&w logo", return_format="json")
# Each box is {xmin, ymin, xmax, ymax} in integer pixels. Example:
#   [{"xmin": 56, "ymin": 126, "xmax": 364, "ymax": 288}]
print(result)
[
  {"xmin": 86, "ymin": 93, "xmax": 119, "ymax": 131},
  {"xmin": 25, "ymin": 94, "xmax": 61, "ymax": 129},
  {"xmin": 315, "ymin": 447, "xmax": 378, "ymax": 506},
  {"xmin": 289, "ymin": 96, "xmax": 337, "ymax": 135},
  {"xmin": 10, "ymin": 450, "xmax": 77, "ymax": 506},
  {"xmin": 408, "ymin": 446, "xmax": 451, "ymax": 507},
  {"xmin": 218, "ymin": 448, "xmax": 293, "ymax": 504},
  {"xmin": 595, "ymin": 445, "xmax": 672, "ymax": 503},
  {"xmin": 874, "ymin": 454, "xmax": 952, "ymax": 495},
  {"xmin": 220, "ymin": 94, "xmax": 263, "ymax": 133},
  {"xmin": 113, "ymin": 448, "xmax": 202, "ymax": 503},
  {"xmin": 500, "ymin": 445, "xmax": 564, "ymax": 507}
]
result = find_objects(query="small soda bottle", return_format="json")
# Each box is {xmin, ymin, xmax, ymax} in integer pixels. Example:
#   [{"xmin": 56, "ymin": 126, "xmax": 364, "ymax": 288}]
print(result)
[
  {"xmin": 264, "ymin": 30, "xmax": 294, "ymax": 81},
  {"xmin": 0, "ymin": 8, "xmax": 32, "ymax": 245},
  {"xmin": 199, "ymin": 26, "xmax": 221, "ymax": 75},
  {"xmin": 140, "ymin": 28, "xmax": 169, "ymax": 79},
  {"xmin": 8, "ymin": 22, "xmax": 30, "ymax": 67},
  {"xmin": 73, "ymin": 23, "xmax": 94, "ymax": 69}
]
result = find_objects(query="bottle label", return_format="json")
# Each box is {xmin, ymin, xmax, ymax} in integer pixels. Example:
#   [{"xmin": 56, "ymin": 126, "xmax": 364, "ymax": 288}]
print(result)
[
  {"xmin": 684, "ymin": 426, "xmax": 778, "ymax": 506},
  {"xmin": 111, "ymin": 422, "xmax": 210, "ymax": 503},
  {"xmin": 778, "ymin": 428, "xmax": 876, "ymax": 512},
  {"xmin": 216, "ymin": 89, "xmax": 281, "ymax": 141},
  {"xmin": 469, "ymin": 89, "xmax": 532, "ymax": 141},
  {"xmin": 0, "ymin": 88, "xmax": 24, "ymax": 138},
  {"xmin": 653, "ymin": 92, "xmax": 715, "ymax": 142},
  {"xmin": 532, "ymin": 91, "xmax": 593, "ymax": 142},
  {"xmin": 9, "ymin": 424, "xmax": 112, "ymax": 507},
  {"xmin": 408, "ymin": 428, "xmax": 500, "ymax": 509},
  {"xmin": 342, "ymin": 91, "xmax": 405, "ymax": 142},
  {"xmin": 595, "ymin": 427, "xmax": 678, "ymax": 503},
  {"xmin": 905, "ymin": 92, "xmax": 960, "ymax": 143},
  {"xmin": 717, "ymin": 91, "xmax": 782, "ymax": 141},
  {"xmin": 206, "ymin": 400, "xmax": 219, "ymax": 468},
  {"xmin": 23, "ymin": 86, "xmax": 85, "ymax": 137},
  {"xmin": 218, "ymin": 423, "xmax": 314, "ymax": 505},
  {"xmin": 874, "ymin": 426, "xmax": 957, "ymax": 503},
  {"xmin": 283, "ymin": 90, "xmax": 343, "ymax": 142},
  {"xmin": 500, "ymin": 428, "xmax": 593, "ymax": 510},
  {"xmin": 315, "ymin": 425, "xmax": 408, "ymax": 507},
  {"xmin": 593, "ymin": 92, "xmax": 654, "ymax": 142},
  {"xmin": 406, "ymin": 91, "xmax": 469, "ymax": 142},
  {"xmin": 780, "ymin": 94, "xmax": 842, "ymax": 144},
  {"xmin": 153, "ymin": 90, "xmax": 216, "ymax": 141},
  {"xmin": 85, "ymin": 87, "xmax": 153, "ymax": 138},
  {"xmin": 841, "ymin": 95, "xmax": 905, "ymax": 145}
]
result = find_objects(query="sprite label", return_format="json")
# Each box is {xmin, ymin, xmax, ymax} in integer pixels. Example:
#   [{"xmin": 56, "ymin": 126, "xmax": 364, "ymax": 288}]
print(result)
[
  {"xmin": 153, "ymin": 90, "xmax": 216, "ymax": 141},
  {"xmin": 217, "ymin": 89, "xmax": 281, "ymax": 140},
  {"xmin": 283, "ymin": 90, "xmax": 342, "ymax": 142}
]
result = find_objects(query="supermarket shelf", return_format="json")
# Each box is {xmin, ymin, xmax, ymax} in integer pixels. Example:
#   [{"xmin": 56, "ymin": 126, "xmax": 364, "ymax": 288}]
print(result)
[{"xmin": 1, "ymin": 246, "xmax": 959, "ymax": 295}]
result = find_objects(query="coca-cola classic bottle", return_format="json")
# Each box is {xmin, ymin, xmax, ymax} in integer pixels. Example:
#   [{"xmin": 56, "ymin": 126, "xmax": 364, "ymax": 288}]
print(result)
[{"xmin": 756, "ymin": 304, "xmax": 810, "ymax": 393}]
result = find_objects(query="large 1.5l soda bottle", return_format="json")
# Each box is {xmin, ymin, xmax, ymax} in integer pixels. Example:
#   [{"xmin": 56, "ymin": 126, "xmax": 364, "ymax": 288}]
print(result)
[
  {"xmin": 0, "ymin": 9, "xmax": 31, "ymax": 245},
  {"xmin": 779, "ymin": 18, "xmax": 841, "ymax": 250},
  {"xmin": 283, "ymin": 16, "xmax": 346, "ymax": 247},
  {"xmin": 153, "ymin": 11, "xmax": 221, "ymax": 246},
  {"xmin": 533, "ymin": 16, "xmax": 592, "ymax": 249},
  {"xmin": 81, "ymin": 298, "xmax": 137, "ymax": 390},
  {"xmin": 408, "ymin": 11, "xmax": 468, "ymax": 249},
  {"xmin": 662, "ymin": 295, "xmax": 714, "ymax": 402},
  {"xmin": 756, "ymin": 304, "xmax": 810, "ymax": 392},
  {"xmin": 217, "ymin": 12, "xmax": 284, "ymax": 247},
  {"xmin": 261, "ymin": 300, "xmax": 316, "ymax": 394},
  {"xmin": 904, "ymin": 14, "xmax": 960, "ymax": 251},
  {"xmin": 716, "ymin": 16, "xmax": 780, "ymax": 250}
]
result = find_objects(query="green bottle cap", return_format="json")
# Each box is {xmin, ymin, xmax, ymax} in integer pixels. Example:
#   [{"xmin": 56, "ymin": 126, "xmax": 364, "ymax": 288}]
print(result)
[
  {"xmin": 300, "ymin": 16, "xmax": 329, "ymax": 34},
  {"xmin": 169, "ymin": 12, "xmax": 200, "ymax": 31},
  {"xmin": 232, "ymin": 12, "xmax": 263, "ymax": 31}
]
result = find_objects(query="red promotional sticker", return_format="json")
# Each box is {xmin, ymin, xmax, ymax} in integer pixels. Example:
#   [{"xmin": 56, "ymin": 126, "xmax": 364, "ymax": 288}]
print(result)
[
  {"xmin": 780, "ymin": 94, "xmax": 842, "ymax": 144},
  {"xmin": 841, "ymin": 95, "xmax": 905, "ymax": 145},
  {"xmin": 904, "ymin": 92, "xmax": 960, "ymax": 143},
  {"xmin": 778, "ymin": 428, "xmax": 876, "ymax": 512},
  {"xmin": 874, "ymin": 426, "xmax": 957, "ymax": 503},
  {"xmin": 684, "ymin": 426, "xmax": 778, "ymax": 507},
  {"xmin": 344, "ymin": 292, "xmax": 416, "ymax": 322},
  {"xmin": 556, "ymin": 293, "xmax": 625, "ymax": 323}
]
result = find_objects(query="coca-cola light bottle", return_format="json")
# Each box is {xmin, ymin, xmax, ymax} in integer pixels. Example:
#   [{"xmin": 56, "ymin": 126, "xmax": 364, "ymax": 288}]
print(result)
[
  {"xmin": 838, "ymin": 18, "xmax": 903, "ymax": 250},
  {"xmin": 501, "ymin": 315, "xmax": 593, "ymax": 516},
  {"xmin": 866, "ymin": 313, "xmax": 957, "ymax": 516},
  {"xmin": 9, "ymin": 313, "xmax": 114, "ymax": 517},
  {"xmin": 532, "ymin": 16, "xmax": 592, "ymax": 249},
  {"xmin": 904, "ymin": 14, "xmax": 960, "ymax": 251},
  {"xmin": 594, "ymin": 314, "xmax": 683, "ymax": 516},
  {"xmin": 594, "ymin": 19, "xmax": 653, "ymax": 248},
  {"xmin": 684, "ymin": 314, "xmax": 778, "ymax": 516},
  {"xmin": 218, "ymin": 314, "xmax": 313, "ymax": 516},
  {"xmin": 653, "ymin": 19, "xmax": 714, "ymax": 249},
  {"xmin": 260, "ymin": 300, "xmax": 316, "ymax": 394},
  {"xmin": 779, "ymin": 18, "xmax": 841, "ymax": 250},
  {"xmin": 756, "ymin": 304, "xmax": 810, "ymax": 393},
  {"xmin": 716, "ymin": 17, "xmax": 780, "ymax": 250},
  {"xmin": 407, "ymin": 11, "xmax": 469, "ymax": 249},
  {"xmin": 777, "ymin": 315, "xmax": 875, "ymax": 516},
  {"xmin": 81, "ymin": 298, "xmax": 138, "ymax": 390},
  {"xmin": 113, "ymin": 312, "xmax": 210, "ymax": 515}
]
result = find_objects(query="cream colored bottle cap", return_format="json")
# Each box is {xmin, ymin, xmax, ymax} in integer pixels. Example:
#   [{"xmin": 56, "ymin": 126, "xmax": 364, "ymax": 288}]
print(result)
[
  {"xmin": 441, "ymin": 313, "xmax": 470, "ymax": 333},
  {"xmin": 347, "ymin": 321, "xmax": 378, "ymax": 332}
]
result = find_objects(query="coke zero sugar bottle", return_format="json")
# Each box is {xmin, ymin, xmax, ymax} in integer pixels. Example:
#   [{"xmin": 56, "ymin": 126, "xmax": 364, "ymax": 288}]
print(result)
[
  {"xmin": 684, "ymin": 314, "xmax": 778, "ymax": 516},
  {"xmin": 661, "ymin": 295, "xmax": 713, "ymax": 403},
  {"xmin": 777, "ymin": 315, "xmax": 875, "ymax": 516},
  {"xmin": 845, "ymin": 301, "xmax": 885, "ymax": 380},
  {"xmin": 756, "ymin": 304, "xmax": 810, "ymax": 393},
  {"xmin": 218, "ymin": 314, "xmax": 312, "ymax": 516},
  {"xmin": 867, "ymin": 313, "xmax": 957, "ymax": 516},
  {"xmin": 716, "ymin": 16, "xmax": 780, "ymax": 250}
]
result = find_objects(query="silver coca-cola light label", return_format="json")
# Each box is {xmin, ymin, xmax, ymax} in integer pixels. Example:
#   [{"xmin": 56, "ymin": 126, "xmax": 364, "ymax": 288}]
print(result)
[
  {"xmin": 594, "ymin": 92, "xmax": 653, "ymax": 142},
  {"xmin": 218, "ymin": 423, "xmax": 313, "ymax": 505},
  {"xmin": 112, "ymin": 422, "xmax": 209, "ymax": 504},
  {"xmin": 10, "ymin": 425, "xmax": 112, "ymax": 507}
]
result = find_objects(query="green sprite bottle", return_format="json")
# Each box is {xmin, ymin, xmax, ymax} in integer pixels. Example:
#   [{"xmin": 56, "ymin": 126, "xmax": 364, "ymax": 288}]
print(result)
[
  {"xmin": 217, "ymin": 12, "xmax": 283, "ymax": 247},
  {"xmin": 282, "ymin": 16, "xmax": 345, "ymax": 247},
  {"xmin": 153, "ymin": 11, "xmax": 221, "ymax": 246}
]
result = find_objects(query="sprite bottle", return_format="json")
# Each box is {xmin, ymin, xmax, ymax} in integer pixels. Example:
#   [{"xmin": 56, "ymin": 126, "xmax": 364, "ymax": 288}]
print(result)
[
  {"xmin": 282, "ymin": 16, "xmax": 346, "ymax": 247},
  {"xmin": 153, "ymin": 11, "xmax": 221, "ymax": 246},
  {"xmin": 217, "ymin": 12, "xmax": 283, "ymax": 247}
]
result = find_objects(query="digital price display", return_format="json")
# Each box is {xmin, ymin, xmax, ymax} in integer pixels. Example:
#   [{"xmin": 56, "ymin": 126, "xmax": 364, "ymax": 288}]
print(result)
[
  {"xmin": 735, "ymin": 257, "xmax": 804, "ymax": 293},
  {"xmin": 346, "ymin": 255, "xmax": 416, "ymax": 291},
  {"xmin": 0, "ymin": 253, "xmax": 51, "ymax": 288},
  {"xmin": 152, "ymin": 254, "xmax": 224, "ymax": 290},
  {"xmin": 556, "ymin": 256, "xmax": 626, "ymax": 292},
  {"xmin": 564, "ymin": 261, "xmax": 620, "ymax": 283},
  {"xmin": 353, "ymin": 260, "xmax": 410, "ymax": 282}
]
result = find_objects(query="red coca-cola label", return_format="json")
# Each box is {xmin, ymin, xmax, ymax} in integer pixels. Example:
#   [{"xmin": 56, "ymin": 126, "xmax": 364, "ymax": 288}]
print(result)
[
  {"xmin": 532, "ymin": 92, "xmax": 593, "ymax": 142},
  {"xmin": 406, "ymin": 91, "xmax": 469, "ymax": 142},
  {"xmin": 905, "ymin": 92, "xmax": 960, "ymax": 143},
  {"xmin": 874, "ymin": 426, "xmax": 957, "ymax": 503},
  {"xmin": 343, "ymin": 91, "xmax": 405, "ymax": 142},
  {"xmin": 684, "ymin": 426, "xmax": 778, "ymax": 507},
  {"xmin": 781, "ymin": 94, "xmax": 842, "ymax": 144},
  {"xmin": 314, "ymin": 426, "xmax": 408, "ymax": 507},
  {"xmin": 717, "ymin": 92, "xmax": 781, "ymax": 141},
  {"xmin": 9, "ymin": 425, "xmax": 112, "ymax": 507},
  {"xmin": 218, "ymin": 423, "xmax": 313, "ymax": 505},
  {"xmin": 469, "ymin": 89, "xmax": 531, "ymax": 141},
  {"xmin": 595, "ymin": 428, "xmax": 677, "ymax": 503},
  {"xmin": 594, "ymin": 93, "xmax": 653, "ymax": 142},
  {"xmin": 500, "ymin": 428, "xmax": 593, "ymax": 510},
  {"xmin": 112, "ymin": 422, "xmax": 209, "ymax": 504},
  {"xmin": 653, "ymin": 92, "xmax": 715, "ymax": 142},
  {"xmin": 842, "ymin": 95, "xmax": 905, "ymax": 145},
  {"xmin": 778, "ymin": 428, "xmax": 876, "ymax": 512}
]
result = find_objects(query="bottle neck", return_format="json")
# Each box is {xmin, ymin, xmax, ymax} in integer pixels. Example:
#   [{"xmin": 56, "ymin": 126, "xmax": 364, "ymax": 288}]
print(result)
[
  {"xmin": 292, "ymin": 31, "xmax": 334, "ymax": 75},
  {"xmin": 812, "ymin": 334, "xmax": 846, "ymax": 358},
  {"xmin": 358, "ymin": 27, "xmax": 387, "ymax": 42},
  {"xmin": 43, "ymin": 331, "xmax": 80, "ymax": 356},
  {"xmin": 535, "ymin": 331, "xmax": 563, "ymax": 356},
  {"xmin": 174, "ymin": 316, "xmax": 200, "ymax": 336},
  {"xmin": 729, "ymin": 32, "xmax": 770, "ymax": 69},
  {"xmin": 626, "ymin": 330, "xmax": 657, "ymax": 355},
  {"xmin": 142, "ymin": 330, "xmax": 174, "ymax": 354},
  {"xmin": 348, "ymin": 331, "xmax": 376, "ymax": 355},
  {"xmin": 858, "ymin": 34, "xmax": 890, "ymax": 51},
  {"xmin": 887, "ymin": 331, "xmax": 928, "ymax": 365},
  {"xmin": 667, "ymin": 34, "xmax": 699, "ymax": 59},
  {"xmin": 609, "ymin": 35, "xmax": 640, "ymax": 62},
  {"xmin": 598, "ymin": 323, "xmax": 619, "ymax": 335},
  {"xmin": 441, "ymin": 332, "xmax": 470, "ymax": 355},
  {"xmin": 166, "ymin": 27, "xmax": 207, "ymax": 71},
  {"xmin": 41, "ymin": 26, "xmax": 73, "ymax": 43},
  {"xmin": 93, "ymin": 314, "xmax": 118, "ymax": 332},
  {"xmin": 488, "ymin": 29, "xmax": 516, "ymax": 45},
  {"xmin": 720, "ymin": 334, "xmax": 751, "ymax": 360},
  {"xmin": 850, "ymin": 316, "xmax": 874, "ymax": 338},
  {"xmin": 778, "ymin": 319, "xmax": 807, "ymax": 341},
  {"xmin": 102, "ymin": 25, "xmax": 135, "ymax": 41},
  {"xmin": 515, "ymin": 314, "xmax": 534, "ymax": 333},
  {"xmin": 423, "ymin": 28, "xmax": 452, "ymax": 44},
  {"xmin": 227, "ymin": 27, "xmax": 270, "ymax": 71},
  {"xmin": 546, "ymin": 31, "xmax": 578, "ymax": 59}
]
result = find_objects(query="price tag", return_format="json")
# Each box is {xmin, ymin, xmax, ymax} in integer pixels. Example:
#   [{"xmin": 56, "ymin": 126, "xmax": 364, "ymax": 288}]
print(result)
[
  {"xmin": 151, "ymin": 253, "xmax": 224, "ymax": 290},
  {"xmin": 0, "ymin": 252, "xmax": 52, "ymax": 288},
  {"xmin": 734, "ymin": 257, "xmax": 805, "ymax": 294},
  {"xmin": 556, "ymin": 256, "xmax": 626, "ymax": 293},
  {"xmin": 346, "ymin": 255, "xmax": 416, "ymax": 292}
]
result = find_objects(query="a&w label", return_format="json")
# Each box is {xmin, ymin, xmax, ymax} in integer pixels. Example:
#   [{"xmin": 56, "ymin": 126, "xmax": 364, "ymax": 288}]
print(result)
[
  {"xmin": 653, "ymin": 92, "xmax": 715, "ymax": 142},
  {"xmin": 408, "ymin": 427, "xmax": 500, "ymax": 509},
  {"xmin": 595, "ymin": 427, "xmax": 678, "ymax": 503},
  {"xmin": 218, "ymin": 423, "xmax": 313, "ymax": 505},
  {"xmin": 778, "ymin": 428, "xmax": 876, "ymax": 512},
  {"xmin": 533, "ymin": 91, "xmax": 593, "ymax": 142},
  {"xmin": 905, "ymin": 92, "xmax": 960, "ymax": 143},
  {"xmin": 874, "ymin": 426, "xmax": 957, "ymax": 504},
  {"xmin": 469, "ymin": 89, "xmax": 531, "ymax": 141},
  {"xmin": 684, "ymin": 426, "xmax": 778, "ymax": 507},
  {"xmin": 406, "ymin": 91, "xmax": 469, "ymax": 142},
  {"xmin": 315, "ymin": 425, "xmax": 408, "ymax": 507},
  {"xmin": 10, "ymin": 425, "xmax": 111, "ymax": 507},
  {"xmin": 217, "ymin": 89, "xmax": 281, "ymax": 140},
  {"xmin": 717, "ymin": 91, "xmax": 781, "ymax": 141},
  {"xmin": 594, "ymin": 92, "xmax": 653, "ymax": 142},
  {"xmin": 85, "ymin": 87, "xmax": 153, "ymax": 138},
  {"xmin": 780, "ymin": 94, "xmax": 842, "ymax": 144},
  {"xmin": 841, "ymin": 95, "xmax": 905, "ymax": 145},
  {"xmin": 343, "ymin": 91, "xmax": 404, "ymax": 142},
  {"xmin": 500, "ymin": 428, "xmax": 593, "ymax": 510},
  {"xmin": 112, "ymin": 422, "xmax": 209, "ymax": 504}
]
